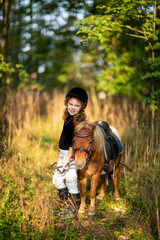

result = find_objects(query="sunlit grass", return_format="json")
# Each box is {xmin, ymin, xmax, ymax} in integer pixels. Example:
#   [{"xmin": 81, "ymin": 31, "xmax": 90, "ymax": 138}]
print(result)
[
  {"xmin": 0, "ymin": 89, "xmax": 159, "ymax": 239},
  {"xmin": 0, "ymin": 117, "xmax": 61, "ymax": 239},
  {"xmin": 10, "ymin": 117, "xmax": 62, "ymax": 167}
]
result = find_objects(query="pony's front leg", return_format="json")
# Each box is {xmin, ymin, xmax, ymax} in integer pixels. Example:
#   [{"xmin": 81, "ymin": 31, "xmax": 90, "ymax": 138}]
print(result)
[
  {"xmin": 89, "ymin": 172, "xmax": 100, "ymax": 217},
  {"xmin": 78, "ymin": 176, "xmax": 87, "ymax": 217}
]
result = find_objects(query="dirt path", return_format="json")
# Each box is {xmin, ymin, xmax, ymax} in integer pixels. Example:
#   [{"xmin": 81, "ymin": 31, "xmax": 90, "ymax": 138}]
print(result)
[{"xmin": 53, "ymin": 196, "xmax": 153, "ymax": 240}]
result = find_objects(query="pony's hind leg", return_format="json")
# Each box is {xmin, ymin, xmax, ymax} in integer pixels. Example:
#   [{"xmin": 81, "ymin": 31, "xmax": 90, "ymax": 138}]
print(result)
[
  {"xmin": 97, "ymin": 173, "xmax": 106, "ymax": 200},
  {"xmin": 112, "ymin": 164, "xmax": 120, "ymax": 200}
]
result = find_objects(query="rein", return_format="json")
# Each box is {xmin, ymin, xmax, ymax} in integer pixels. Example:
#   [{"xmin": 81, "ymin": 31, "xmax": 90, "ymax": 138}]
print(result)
[
  {"xmin": 72, "ymin": 131, "xmax": 95, "ymax": 163},
  {"xmin": 52, "ymin": 131, "xmax": 95, "ymax": 172},
  {"xmin": 52, "ymin": 158, "xmax": 75, "ymax": 174}
]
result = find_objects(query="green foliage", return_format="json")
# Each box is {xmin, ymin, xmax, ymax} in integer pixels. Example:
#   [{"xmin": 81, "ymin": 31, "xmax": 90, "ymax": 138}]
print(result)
[
  {"xmin": 1, "ymin": 0, "xmax": 159, "ymax": 100},
  {"xmin": 0, "ymin": 54, "xmax": 15, "ymax": 77},
  {"xmin": 0, "ymin": 54, "xmax": 29, "ymax": 89},
  {"xmin": 0, "ymin": 0, "xmax": 93, "ymax": 90},
  {"xmin": 75, "ymin": 0, "xmax": 160, "ymax": 107}
]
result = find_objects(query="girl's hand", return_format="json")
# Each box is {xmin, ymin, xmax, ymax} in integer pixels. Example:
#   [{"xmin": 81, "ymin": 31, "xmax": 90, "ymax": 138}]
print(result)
[{"xmin": 63, "ymin": 161, "xmax": 70, "ymax": 170}]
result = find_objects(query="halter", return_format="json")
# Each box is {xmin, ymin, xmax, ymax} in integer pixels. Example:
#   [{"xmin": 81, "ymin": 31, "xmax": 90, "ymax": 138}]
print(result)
[{"xmin": 72, "ymin": 131, "xmax": 95, "ymax": 163}]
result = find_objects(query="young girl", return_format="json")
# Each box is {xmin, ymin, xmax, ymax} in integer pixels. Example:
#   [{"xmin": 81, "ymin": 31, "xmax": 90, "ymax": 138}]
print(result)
[{"xmin": 53, "ymin": 87, "xmax": 88, "ymax": 218}]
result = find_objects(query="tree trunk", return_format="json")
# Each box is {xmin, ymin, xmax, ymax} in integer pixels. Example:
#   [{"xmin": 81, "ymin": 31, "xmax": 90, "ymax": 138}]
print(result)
[
  {"xmin": 1, "ymin": 0, "xmax": 10, "ymax": 134},
  {"xmin": 1, "ymin": 0, "xmax": 10, "ymax": 105},
  {"xmin": 151, "ymin": 0, "xmax": 157, "ymax": 150}
]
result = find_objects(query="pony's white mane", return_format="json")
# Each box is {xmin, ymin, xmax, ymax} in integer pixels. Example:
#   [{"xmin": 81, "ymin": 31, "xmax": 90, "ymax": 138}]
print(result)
[
  {"xmin": 94, "ymin": 125, "xmax": 105, "ymax": 154},
  {"xmin": 75, "ymin": 121, "xmax": 105, "ymax": 154},
  {"xmin": 75, "ymin": 121, "xmax": 93, "ymax": 132}
]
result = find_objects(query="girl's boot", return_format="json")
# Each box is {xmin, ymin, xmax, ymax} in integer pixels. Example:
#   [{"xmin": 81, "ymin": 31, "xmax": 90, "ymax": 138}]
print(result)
[
  {"xmin": 58, "ymin": 187, "xmax": 68, "ymax": 201},
  {"xmin": 55, "ymin": 188, "xmax": 78, "ymax": 219},
  {"xmin": 68, "ymin": 192, "xmax": 80, "ymax": 210},
  {"xmin": 64, "ymin": 192, "xmax": 80, "ymax": 219},
  {"xmin": 54, "ymin": 187, "xmax": 68, "ymax": 218}
]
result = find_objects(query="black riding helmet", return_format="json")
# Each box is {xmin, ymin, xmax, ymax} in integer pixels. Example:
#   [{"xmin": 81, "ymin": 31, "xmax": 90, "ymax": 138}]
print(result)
[{"xmin": 66, "ymin": 87, "xmax": 88, "ymax": 108}]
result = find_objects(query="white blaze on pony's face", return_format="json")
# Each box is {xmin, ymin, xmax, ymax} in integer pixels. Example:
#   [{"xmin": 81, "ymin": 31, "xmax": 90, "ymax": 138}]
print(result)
[{"xmin": 67, "ymin": 97, "xmax": 82, "ymax": 116}]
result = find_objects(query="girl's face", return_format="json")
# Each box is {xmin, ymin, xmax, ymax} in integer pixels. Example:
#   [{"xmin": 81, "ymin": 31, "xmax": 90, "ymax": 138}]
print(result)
[{"xmin": 67, "ymin": 97, "xmax": 82, "ymax": 116}]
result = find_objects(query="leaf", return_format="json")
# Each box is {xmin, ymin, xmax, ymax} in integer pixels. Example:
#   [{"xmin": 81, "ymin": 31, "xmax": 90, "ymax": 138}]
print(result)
[{"xmin": 15, "ymin": 64, "xmax": 24, "ymax": 69}]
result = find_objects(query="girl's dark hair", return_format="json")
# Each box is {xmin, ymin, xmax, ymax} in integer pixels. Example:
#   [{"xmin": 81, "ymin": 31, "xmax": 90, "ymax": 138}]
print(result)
[{"xmin": 63, "ymin": 97, "xmax": 87, "ymax": 122}]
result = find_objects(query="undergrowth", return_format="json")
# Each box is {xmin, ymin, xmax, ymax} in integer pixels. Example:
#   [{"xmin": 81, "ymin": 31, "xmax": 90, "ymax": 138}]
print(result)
[{"xmin": 0, "ymin": 116, "xmax": 159, "ymax": 239}]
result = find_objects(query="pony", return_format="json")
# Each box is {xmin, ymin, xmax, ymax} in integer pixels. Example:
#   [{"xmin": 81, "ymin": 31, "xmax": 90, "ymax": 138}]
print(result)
[{"xmin": 72, "ymin": 120, "xmax": 122, "ymax": 218}]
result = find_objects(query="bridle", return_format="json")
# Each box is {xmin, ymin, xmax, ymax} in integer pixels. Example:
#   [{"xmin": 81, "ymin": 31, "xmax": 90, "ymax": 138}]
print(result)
[{"xmin": 72, "ymin": 131, "xmax": 95, "ymax": 163}]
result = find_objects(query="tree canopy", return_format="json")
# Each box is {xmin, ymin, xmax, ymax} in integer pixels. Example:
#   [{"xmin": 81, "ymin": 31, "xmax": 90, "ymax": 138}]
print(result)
[
  {"xmin": 0, "ymin": 0, "xmax": 160, "ymax": 109},
  {"xmin": 76, "ymin": 0, "xmax": 160, "ymax": 106}
]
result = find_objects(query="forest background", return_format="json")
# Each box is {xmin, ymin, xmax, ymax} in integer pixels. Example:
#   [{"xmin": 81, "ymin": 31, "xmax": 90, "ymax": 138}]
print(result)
[{"xmin": 0, "ymin": 0, "xmax": 160, "ymax": 239}]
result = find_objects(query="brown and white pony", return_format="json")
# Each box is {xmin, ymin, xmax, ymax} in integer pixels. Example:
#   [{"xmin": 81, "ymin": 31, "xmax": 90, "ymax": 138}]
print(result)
[{"xmin": 73, "ymin": 120, "xmax": 122, "ymax": 218}]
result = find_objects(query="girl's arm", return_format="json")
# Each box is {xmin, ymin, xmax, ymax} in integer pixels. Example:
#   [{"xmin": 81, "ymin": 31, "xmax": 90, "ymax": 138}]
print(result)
[
  {"xmin": 56, "ymin": 152, "xmax": 60, "ymax": 162},
  {"xmin": 63, "ymin": 147, "xmax": 73, "ymax": 170}
]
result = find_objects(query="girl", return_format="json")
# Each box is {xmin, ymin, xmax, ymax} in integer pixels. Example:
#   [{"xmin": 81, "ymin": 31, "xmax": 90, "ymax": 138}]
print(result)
[{"xmin": 53, "ymin": 87, "xmax": 88, "ymax": 218}]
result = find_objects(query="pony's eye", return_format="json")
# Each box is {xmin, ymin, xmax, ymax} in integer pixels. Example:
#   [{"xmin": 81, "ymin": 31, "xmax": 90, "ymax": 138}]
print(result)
[
  {"xmin": 89, "ymin": 141, "xmax": 92, "ymax": 144},
  {"xmin": 72, "ymin": 140, "xmax": 75, "ymax": 143}
]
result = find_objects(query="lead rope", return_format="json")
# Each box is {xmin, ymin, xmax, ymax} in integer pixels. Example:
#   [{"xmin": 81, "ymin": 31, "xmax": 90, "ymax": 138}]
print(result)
[{"xmin": 52, "ymin": 158, "xmax": 75, "ymax": 174}]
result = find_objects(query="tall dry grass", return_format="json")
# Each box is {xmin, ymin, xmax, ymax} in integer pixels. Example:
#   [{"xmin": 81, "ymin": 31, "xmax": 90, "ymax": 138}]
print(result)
[
  {"xmin": 0, "ymin": 89, "xmax": 159, "ymax": 239},
  {"xmin": 1, "ymin": 89, "xmax": 139, "ymax": 139},
  {"xmin": 123, "ymin": 112, "xmax": 160, "ymax": 239},
  {"xmin": 0, "ymin": 139, "xmax": 58, "ymax": 239}
]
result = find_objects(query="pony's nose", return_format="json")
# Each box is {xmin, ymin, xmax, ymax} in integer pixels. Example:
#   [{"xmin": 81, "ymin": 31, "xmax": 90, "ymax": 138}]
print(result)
[
  {"xmin": 75, "ymin": 160, "xmax": 86, "ymax": 170},
  {"xmin": 75, "ymin": 155, "xmax": 86, "ymax": 170}
]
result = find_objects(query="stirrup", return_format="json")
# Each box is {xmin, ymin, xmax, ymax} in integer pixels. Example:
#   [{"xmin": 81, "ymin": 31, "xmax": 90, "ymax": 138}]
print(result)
[{"xmin": 111, "ymin": 163, "xmax": 116, "ymax": 179}]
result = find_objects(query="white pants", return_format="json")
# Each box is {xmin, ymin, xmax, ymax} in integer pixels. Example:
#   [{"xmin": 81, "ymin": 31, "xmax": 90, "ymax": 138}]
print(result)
[{"xmin": 53, "ymin": 149, "xmax": 79, "ymax": 194}]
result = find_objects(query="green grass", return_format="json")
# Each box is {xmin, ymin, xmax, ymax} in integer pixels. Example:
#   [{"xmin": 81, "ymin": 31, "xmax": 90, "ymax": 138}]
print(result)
[{"xmin": 0, "ymin": 117, "xmax": 159, "ymax": 239}]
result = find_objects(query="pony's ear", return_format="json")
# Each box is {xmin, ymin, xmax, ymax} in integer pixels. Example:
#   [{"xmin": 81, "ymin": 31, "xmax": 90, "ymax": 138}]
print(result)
[
  {"xmin": 92, "ymin": 121, "xmax": 98, "ymax": 127},
  {"xmin": 73, "ymin": 119, "xmax": 79, "ymax": 127},
  {"xmin": 90, "ymin": 121, "xmax": 98, "ymax": 129}
]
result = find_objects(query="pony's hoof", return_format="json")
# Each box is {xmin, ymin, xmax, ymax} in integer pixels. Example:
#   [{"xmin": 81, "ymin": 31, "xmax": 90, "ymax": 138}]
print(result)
[
  {"xmin": 88, "ymin": 207, "xmax": 95, "ymax": 220},
  {"xmin": 88, "ymin": 214, "xmax": 94, "ymax": 220},
  {"xmin": 88, "ymin": 211, "xmax": 95, "ymax": 220},
  {"xmin": 78, "ymin": 210, "xmax": 85, "ymax": 219},
  {"xmin": 96, "ymin": 195, "xmax": 105, "ymax": 201},
  {"xmin": 114, "ymin": 196, "xmax": 120, "ymax": 201}
]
